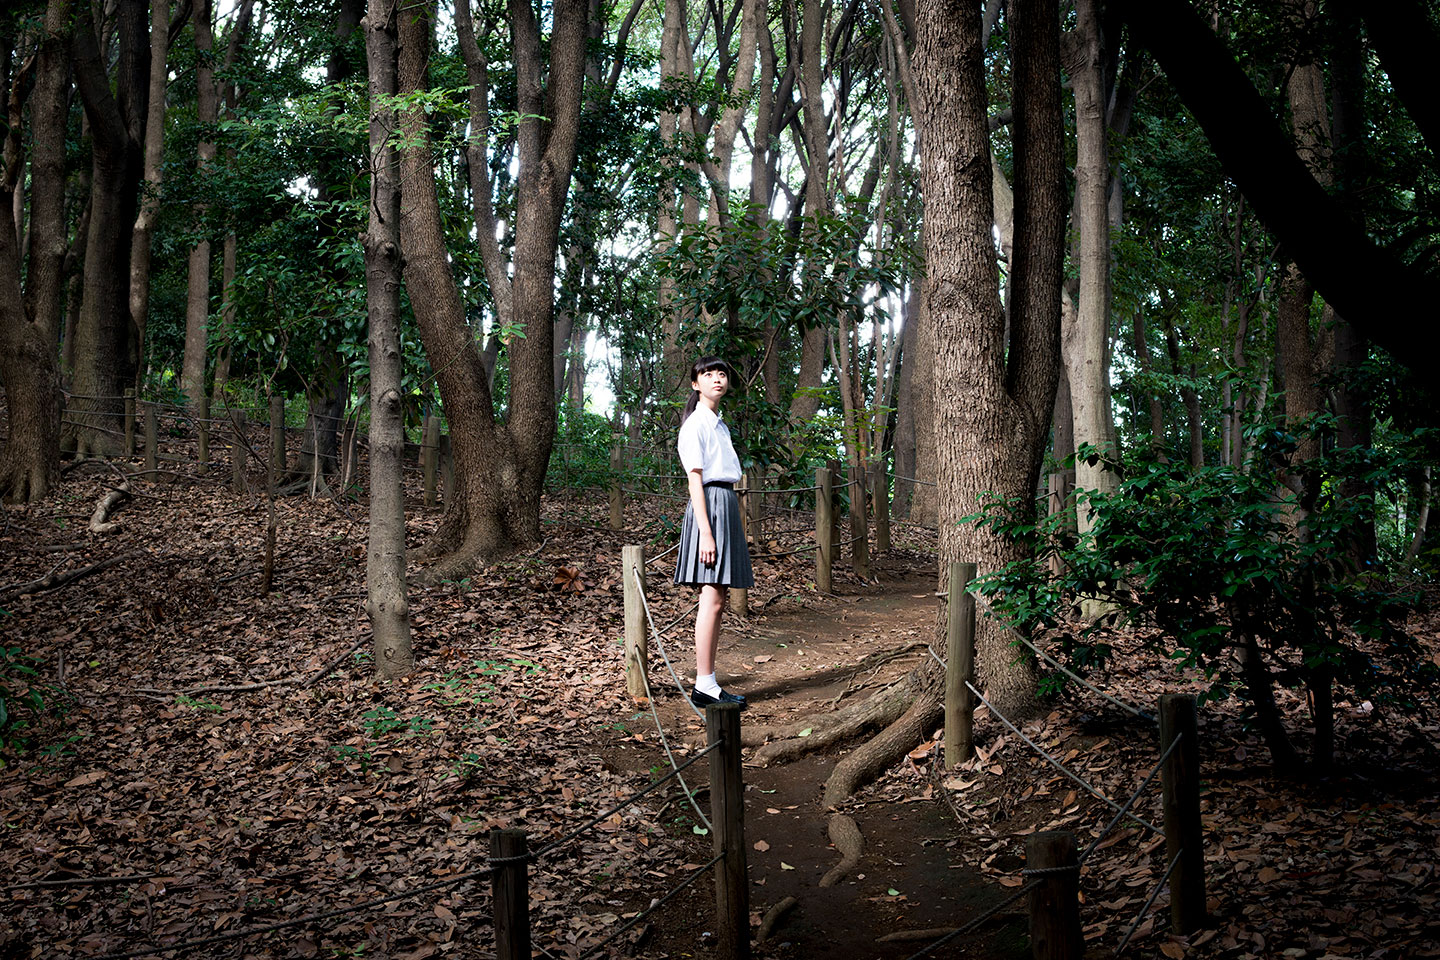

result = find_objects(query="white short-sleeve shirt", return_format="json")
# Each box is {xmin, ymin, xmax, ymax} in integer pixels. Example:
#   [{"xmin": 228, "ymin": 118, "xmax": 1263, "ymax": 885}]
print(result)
[{"xmin": 677, "ymin": 407, "xmax": 742, "ymax": 484}]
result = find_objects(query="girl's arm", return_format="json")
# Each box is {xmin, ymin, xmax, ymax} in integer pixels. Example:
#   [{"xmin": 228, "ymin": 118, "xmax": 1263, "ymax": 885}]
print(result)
[{"xmin": 686, "ymin": 468, "xmax": 717, "ymax": 564}]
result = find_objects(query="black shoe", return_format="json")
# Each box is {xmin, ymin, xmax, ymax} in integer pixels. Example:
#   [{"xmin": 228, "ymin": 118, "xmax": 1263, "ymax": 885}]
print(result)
[{"xmin": 690, "ymin": 688, "xmax": 748, "ymax": 710}]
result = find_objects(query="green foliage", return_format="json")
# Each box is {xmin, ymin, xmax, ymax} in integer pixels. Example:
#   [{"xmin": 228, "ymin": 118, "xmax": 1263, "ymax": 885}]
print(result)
[
  {"xmin": 971, "ymin": 431, "xmax": 1435, "ymax": 741},
  {"xmin": 0, "ymin": 648, "xmax": 69, "ymax": 762}
]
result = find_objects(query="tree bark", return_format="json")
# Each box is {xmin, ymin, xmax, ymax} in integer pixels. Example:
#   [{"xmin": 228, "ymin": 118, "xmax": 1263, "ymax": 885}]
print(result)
[
  {"xmin": 401, "ymin": 0, "xmax": 587, "ymax": 577},
  {"xmin": 364, "ymin": 0, "xmax": 412, "ymax": 677},
  {"xmin": 180, "ymin": 0, "xmax": 217, "ymax": 411},
  {"xmin": 0, "ymin": 0, "xmax": 68, "ymax": 501},
  {"xmin": 127, "ymin": 0, "xmax": 170, "ymax": 392},
  {"xmin": 64, "ymin": 0, "xmax": 148, "ymax": 457},
  {"xmin": 1063, "ymin": 0, "xmax": 1119, "ymax": 536},
  {"xmin": 917, "ymin": 0, "xmax": 1064, "ymax": 716},
  {"xmin": 788, "ymin": 0, "xmax": 829, "ymax": 426}
]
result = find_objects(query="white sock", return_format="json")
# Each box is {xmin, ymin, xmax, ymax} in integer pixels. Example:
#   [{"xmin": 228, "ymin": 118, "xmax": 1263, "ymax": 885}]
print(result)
[{"xmin": 695, "ymin": 673, "xmax": 721, "ymax": 696}]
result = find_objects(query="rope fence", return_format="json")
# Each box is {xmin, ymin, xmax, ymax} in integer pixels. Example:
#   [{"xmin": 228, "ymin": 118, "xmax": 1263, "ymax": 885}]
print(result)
[
  {"xmin": 915, "ymin": 559, "xmax": 1208, "ymax": 957},
  {"xmin": 72, "ymin": 721, "xmax": 741, "ymax": 960}
]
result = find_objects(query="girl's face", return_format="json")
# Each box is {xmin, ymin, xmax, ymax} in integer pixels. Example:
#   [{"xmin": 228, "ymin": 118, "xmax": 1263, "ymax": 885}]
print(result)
[{"xmin": 692, "ymin": 367, "xmax": 730, "ymax": 402}]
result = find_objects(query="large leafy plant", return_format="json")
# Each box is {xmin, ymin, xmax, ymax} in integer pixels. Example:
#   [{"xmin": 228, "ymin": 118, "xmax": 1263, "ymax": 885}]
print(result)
[{"xmin": 971, "ymin": 431, "xmax": 1434, "ymax": 775}]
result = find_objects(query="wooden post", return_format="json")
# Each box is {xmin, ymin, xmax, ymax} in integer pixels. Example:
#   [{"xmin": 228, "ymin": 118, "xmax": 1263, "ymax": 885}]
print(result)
[
  {"xmin": 815, "ymin": 467, "xmax": 833, "ymax": 594},
  {"xmin": 490, "ymin": 829, "xmax": 531, "ymax": 960},
  {"xmin": 439, "ymin": 433, "xmax": 454, "ymax": 505},
  {"xmin": 873, "ymin": 464, "xmax": 891, "ymax": 553},
  {"xmin": 197, "ymin": 395, "xmax": 210, "ymax": 475},
  {"xmin": 945, "ymin": 561, "xmax": 977, "ymax": 768},
  {"xmin": 269, "ymin": 395, "xmax": 286, "ymax": 477},
  {"xmin": 230, "ymin": 410, "xmax": 247, "ymax": 494},
  {"xmin": 608, "ymin": 432, "xmax": 623, "ymax": 529},
  {"xmin": 422, "ymin": 413, "xmax": 440, "ymax": 509},
  {"xmin": 707, "ymin": 703, "xmax": 750, "ymax": 960},
  {"xmin": 123, "ymin": 388, "xmax": 136, "ymax": 455},
  {"xmin": 826, "ymin": 458, "xmax": 841, "ymax": 556},
  {"xmin": 143, "ymin": 403, "xmax": 158, "ymax": 473},
  {"xmin": 1160, "ymin": 694, "xmax": 1206, "ymax": 934},
  {"xmin": 849, "ymin": 475, "xmax": 870, "ymax": 580},
  {"xmin": 622, "ymin": 545, "xmax": 648, "ymax": 699},
  {"xmin": 1027, "ymin": 831, "xmax": 1082, "ymax": 960}
]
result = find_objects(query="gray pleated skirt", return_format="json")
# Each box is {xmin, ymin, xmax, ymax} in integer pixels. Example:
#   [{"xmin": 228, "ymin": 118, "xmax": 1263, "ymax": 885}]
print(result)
[{"xmin": 673, "ymin": 483, "xmax": 754, "ymax": 589}]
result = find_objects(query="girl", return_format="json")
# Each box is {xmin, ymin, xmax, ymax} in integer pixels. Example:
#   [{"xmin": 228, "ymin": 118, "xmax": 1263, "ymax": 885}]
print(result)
[{"xmin": 673, "ymin": 356, "xmax": 753, "ymax": 710}]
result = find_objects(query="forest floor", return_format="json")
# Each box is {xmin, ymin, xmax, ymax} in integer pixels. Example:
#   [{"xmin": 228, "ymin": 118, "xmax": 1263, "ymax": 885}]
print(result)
[{"xmin": 2, "ymin": 450, "xmax": 1439, "ymax": 959}]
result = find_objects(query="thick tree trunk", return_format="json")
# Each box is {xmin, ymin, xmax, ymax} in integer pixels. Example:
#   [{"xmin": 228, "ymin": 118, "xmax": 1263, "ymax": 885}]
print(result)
[
  {"xmin": 0, "ymin": 0, "xmax": 69, "ymax": 501},
  {"xmin": 0, "ymin": 218, "xmax": 62, "ymax": 503},
  {"xmin": 918, "ymin": 0, "xmax": 1063, "ymax": 716},
  {"xmin": 65, "ymin": 0, "xmax": 147, "ymax": 457},
  {"xmin": 364, "ymin": 0, "xmax": 412, "ymax": 677},
  {"xmin": 25, "ymin": 0, "xmax": 71, "ymax": 350},
  {"xmin": 402, "ymin": 0, "xmax": 586, "ymax": 577}
]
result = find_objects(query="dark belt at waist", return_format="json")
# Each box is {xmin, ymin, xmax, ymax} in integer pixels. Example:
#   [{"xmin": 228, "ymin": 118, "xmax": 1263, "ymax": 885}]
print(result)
[{"xmin": 703, "ymin": 481, "xmax": 735, "ymax": 490}]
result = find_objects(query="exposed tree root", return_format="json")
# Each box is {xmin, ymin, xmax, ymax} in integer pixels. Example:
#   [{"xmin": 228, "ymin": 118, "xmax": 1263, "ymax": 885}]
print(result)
[
  {"xmin": 89, "ymin": 482, "xmax": 132, "ymax": 534},
  {"xmin": 756, "ymin": 896, "xmax": 797, "ymax": 941},
  {"xmin": 822, "ymin": 684, "xmax": 943, "ymax": 809},
  {"xmin": 875, "ymin": 928, "xmax": 959, "ymax": 943},
  {"xmin": 819, "ymin": 814, "xmax": 864, "ymax": 887},
  {"xmin": 748, "ymin": 671, "xmax": 923, "ymax": 761}
]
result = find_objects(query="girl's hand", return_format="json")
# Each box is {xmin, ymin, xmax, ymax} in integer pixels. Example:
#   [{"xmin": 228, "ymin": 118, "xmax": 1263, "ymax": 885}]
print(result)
[{"xmin": 699, "ymin": 533, "xmax": 717, "ymax": 566}]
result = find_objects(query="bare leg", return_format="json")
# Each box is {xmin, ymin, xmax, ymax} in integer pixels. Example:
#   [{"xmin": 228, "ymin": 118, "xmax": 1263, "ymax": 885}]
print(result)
[{"xmin": 695, "ymin": 584, "xmax": 727, "ymax": 677}]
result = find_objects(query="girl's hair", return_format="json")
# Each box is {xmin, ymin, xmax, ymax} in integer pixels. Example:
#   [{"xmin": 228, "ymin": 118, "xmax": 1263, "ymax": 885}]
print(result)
[{"xmin": 682, "ymin": 356, "xmax": 733, "ymax": 423}]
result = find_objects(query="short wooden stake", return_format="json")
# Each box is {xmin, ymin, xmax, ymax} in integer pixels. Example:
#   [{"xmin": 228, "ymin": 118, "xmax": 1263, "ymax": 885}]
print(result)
[
  {"xmin": 873, "ymin": 465, "xmax": 891, "ymax": 553},
  {"xmin": 123, "ymin": 388, "xmax": 136, "ymax": 455},
  {"xmin": 608, "ymin": 432, "xmax": 623, "ymax": 530},
  {"xmin": 439, "ymin": 433, "xmax": 453, "ymax": 505},
  {"xmin": 422, "ymin": 413, "xmax": 440, "ymax": 509},
  {"xmin": 826, "ymin": 458, "xmax": 841, "ymax": 554},
  {"xmin": 849, "ymin": 472, "xmax": 870, "ymax": 580},
  {"xmin": 196, "ymin": 395, "xmax": 210, "ymax": 475},
  {"xmin": 815, "ymin": 467, "xmax": 833, "ymax": 594},
  {"xmin": 269, "ymin": 395, "xmax": 286, "ymax": 477},
  {"xmin": 733, "ymin": 475, "xmax": 749, "ymax": 617},
  {"xmin": 490, "ymin": 829, "xmax": 531, "ymax": 960},
  {"xmin": 230, "ymin": 411, "xmax": 247, "ymax": 494},
  {"xmin": 622, "ymin": 545, "xmax": 648, "ymax": 699},
  {"xmin": 945, "ymin": 561, "xmax": 977, "ymax": 768},
  {"xmin": 143, "ymin": 403, "xmax": 158, "ymax": 473},
  {"xmin": 707, "ymin": 703, "xmax": 750, "ymax": 960},
  {"xmin": 1027, "ymin": 831, "xmax": 1082, "ymax": 960},
  {"xmin": 1160, "ymin": 694, "xmax": 1206, "ymax": 934}
]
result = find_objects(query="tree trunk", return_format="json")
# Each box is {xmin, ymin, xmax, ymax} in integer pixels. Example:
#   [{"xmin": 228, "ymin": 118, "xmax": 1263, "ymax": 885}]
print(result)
[
  {"xmin": 0, "ymin": 0, "xmax": 69, "ymax": 501},
  {"xmin": 917, "ymin": 0, "xmax": 1064, "ymax": 716},
  {"xmin": 210, "ymin": 232, "xmax": 236, "ymax": 406},
  {"xmin": 891, "ymin": 286, "xmax": 919, "ymax": 518},
  {"xmin": 787, "ymin": 0, "xmax": 829, "ymax": 427},
  {"xmin": 127, "ymin": 0, "xmax": 170, "ymax": 391},
  {"xmin": 180, "ymin": 0, "xmax": 217, "ymax": 412},
  {"xmin": 64, "ymin": 0, "xmax": 147, "ymax": 457},
  {"xmin": 1063, "ymin": 0, "xmax": 1119, "ymax": 536},
  {"xmin": 364, "ymin": 0, "xmax": 413, "ymax": 677},
  {"xmin": 402, "ymin": 0, "xmax": 586, "ymax": 578}
]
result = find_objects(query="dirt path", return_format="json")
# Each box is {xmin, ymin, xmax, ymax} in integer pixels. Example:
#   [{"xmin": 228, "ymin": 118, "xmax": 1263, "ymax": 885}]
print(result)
[{"xmin": 618, "ymin": 558, "xmax": 1029, "ymax": 959}]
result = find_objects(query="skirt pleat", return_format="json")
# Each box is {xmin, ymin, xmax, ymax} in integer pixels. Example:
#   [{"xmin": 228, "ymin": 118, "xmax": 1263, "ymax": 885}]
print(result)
[{"xmin": 673, "ymin": 485, "xmax": 754, "ymax": 589}]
